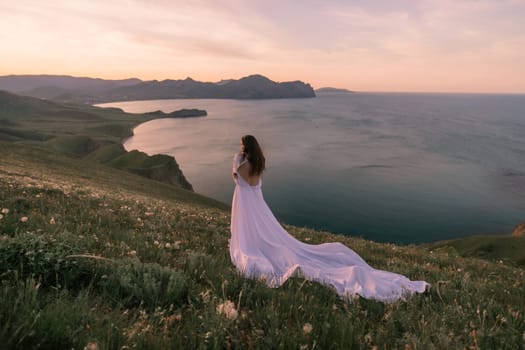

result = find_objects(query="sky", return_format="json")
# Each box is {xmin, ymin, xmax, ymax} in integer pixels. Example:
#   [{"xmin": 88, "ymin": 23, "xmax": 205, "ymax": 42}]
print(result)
[{"xmin": 1, "ymin": 0, "xmax": 524, "ymax": 93}]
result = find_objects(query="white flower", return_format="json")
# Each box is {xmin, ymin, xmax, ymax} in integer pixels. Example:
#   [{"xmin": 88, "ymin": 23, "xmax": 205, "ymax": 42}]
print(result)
[
  {"xmin": 1, "ymin": 208, "xmax": 9, "ymax": 214},
  {"xmin": 303, "ymin": 322, "xmax": 313, "ymax": 335},
  {"xmin": 0, "ymin": 214, "xmax": 3, "ymax": 220},
  {"xmin": 199, "ymin": 289, "xmax": 212, "ymax": 303},
  {"xmin": 216, "ymin": 300, "xmax": 238, "ymax": 320},
  {"xmin": 84, "ymin": 342, "xmax": 98, "ymax": 350},
  {"xmin": 20, "ymin": 216, "xmax": 28, "ymax": 223},
  {"xmin": 128, "ymin": 250, "xmax": 137, "ymax": 257},
  {"xmin": 49, "ymin": 217, "xmax": 56, "ymax": 225},
  {"xmin": 165, "ymin": 242, "xmax": 172, "ymax": 249},
  {"xmin": 153, "ymin": 240, "xmax": 160, "ymax": 246}
]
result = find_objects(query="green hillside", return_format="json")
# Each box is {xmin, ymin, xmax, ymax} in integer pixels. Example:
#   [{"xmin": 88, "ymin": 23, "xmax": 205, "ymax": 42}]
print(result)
[
  {"xmin": 1, "ymin": 141, "xmax": 524, "ymax": 349},
  {"xmin": 0, "ymin": 90, "xmax": 193, "ymax": 189},
  {"xmin": 429, "ymin": 235, "xmax": 525, "ymax": 267}
]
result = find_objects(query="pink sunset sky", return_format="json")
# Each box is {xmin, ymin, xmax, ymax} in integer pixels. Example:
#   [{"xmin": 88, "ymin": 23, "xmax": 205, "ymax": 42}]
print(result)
[{"xmin": 1, "ymin": 0, "xmax": 524, "ymax": 93}]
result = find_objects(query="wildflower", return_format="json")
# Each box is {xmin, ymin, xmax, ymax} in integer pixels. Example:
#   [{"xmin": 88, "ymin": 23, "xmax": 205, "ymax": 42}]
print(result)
[
  {"xmin": 200, "ymin": 289, "xmax": 212, "ymax": 303},
  {"xmin": 50, "ymin": 217, "xmax": 56, "ymax": 225},
  {"xmin": 153, "ymin": 240, "xmax": 160, "ymax": 246},
  {"xmin": 145, "ymin": 212, "xmax": 154, "ymax": 216},
  {"xmin": 128, "ymin": 250, "xmax": 137, "ymax": 257},
  {"xmin": 165, "ymin": 242, "xmax": 172, "ymax": 249},
  {"xmin": 303, "ymin": 322, "xmax": 313, "ymax": 335},
  {"xmin": 1, "ymin": 208, "xmax": 9, "ymax": 214},
  {"xmin": 216, "ymin": 300, "xmax": 238, "ymax": 320},
  {"xmin": 84, "ymin": 342, "xmax": 98, "ymax": 350},
  {"xmin": 20, "ymin": 216, "xmax": 28, "ymax": 223},
  {"xmin": 364, "ymin": 333, "xmax": 372, "ymax": 343},
  {"xmin": 0, "ymin": 214, "xmax": 3, "ymax": 220}
]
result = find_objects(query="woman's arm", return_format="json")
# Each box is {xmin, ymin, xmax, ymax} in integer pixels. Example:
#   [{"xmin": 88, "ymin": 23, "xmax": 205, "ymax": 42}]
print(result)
[{"xmin": 232, "ymin": 153, "xmax": 241, "ymax": 183}]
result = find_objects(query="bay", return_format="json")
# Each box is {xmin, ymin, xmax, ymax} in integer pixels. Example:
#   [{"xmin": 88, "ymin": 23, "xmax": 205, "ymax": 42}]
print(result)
[{"xmin": 98, "ymin": 92, "xmax": 525, "ymax": 243}]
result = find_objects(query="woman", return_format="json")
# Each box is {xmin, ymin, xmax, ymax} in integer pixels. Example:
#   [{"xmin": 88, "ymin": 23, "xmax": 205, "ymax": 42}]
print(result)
[{"xmin": 230, "ymin": 135, "xmax": 428, "ymax": 302}]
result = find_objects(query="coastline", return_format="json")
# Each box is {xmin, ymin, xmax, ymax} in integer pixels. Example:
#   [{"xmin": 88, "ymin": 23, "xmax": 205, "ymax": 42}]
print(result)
[
  {"xmin": 121, "ymin": 112, "xmax": 525, "ymax": 262},
  {"xmin": 4, "ymin": 88, "xmax": 520, "ymax": 251},
  {"xmin": 112, "ymin": 94, "xmax": 525, "ymax": 247}
]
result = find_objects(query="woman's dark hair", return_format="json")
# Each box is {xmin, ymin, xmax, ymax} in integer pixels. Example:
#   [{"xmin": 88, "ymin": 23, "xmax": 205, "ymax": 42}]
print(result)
[{"xmin": 242, "ymin": 135, "xmax": 265, "ymax": 176}]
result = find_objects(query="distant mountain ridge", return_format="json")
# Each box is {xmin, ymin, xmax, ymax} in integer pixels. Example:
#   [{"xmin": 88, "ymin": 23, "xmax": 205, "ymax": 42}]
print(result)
[
  {"xmin": 315, "ymin": 87, "xmax": 354, "ymax": 93},
  {"xmin": 0, "ymin": 74, "xmax": 315, "ymax": 104}
]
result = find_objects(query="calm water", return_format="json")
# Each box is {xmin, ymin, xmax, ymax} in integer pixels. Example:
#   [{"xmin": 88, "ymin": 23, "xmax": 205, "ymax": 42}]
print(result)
[{"xmin": 99, "ymin": 93, "xmax": 525, "ymax": 243}]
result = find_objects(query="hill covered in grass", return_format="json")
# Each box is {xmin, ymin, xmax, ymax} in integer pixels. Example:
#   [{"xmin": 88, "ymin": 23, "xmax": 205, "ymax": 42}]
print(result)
[
  {"xmin": 428, "ymin": 235, "xmax": 525, "ymax": 267},
  {"xmin": 0, "ymin": 90, "xmax": 193, "ymax": 190},
  {"xmin": 0, "ymin": 141, "xmax": 524, "ymax": 349}
]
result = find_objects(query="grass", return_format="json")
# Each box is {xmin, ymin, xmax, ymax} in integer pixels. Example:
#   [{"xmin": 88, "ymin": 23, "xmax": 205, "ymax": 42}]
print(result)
[
  {"xmin": 0, "ymin": 90, "xmax": 193, "ymax": 189},
  {"xmin": 1, "ymin": 141, "xmax": 524, "ymax": 349},
  {"xmin": 429, "ymin": 235, "xmax": 525, "ymax": 267}
]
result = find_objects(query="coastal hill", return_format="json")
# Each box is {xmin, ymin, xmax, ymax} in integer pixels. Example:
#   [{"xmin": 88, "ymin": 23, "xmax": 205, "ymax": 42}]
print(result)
[
  {"xmin": 0, "ymin": 89, "xmax": 196, "ymax": 189},
  {"xmin": 0, "ymin": 74, "xmax": 316, "ymax": 104},
  {"xmin": 1, "ymin": 139, "xmax": 524, "ymax": 348}
]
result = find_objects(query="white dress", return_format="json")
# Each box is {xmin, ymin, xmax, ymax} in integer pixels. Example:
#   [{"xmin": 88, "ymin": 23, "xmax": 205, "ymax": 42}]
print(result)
[{"xmin": 229, "ymin": 153, "xmax": 429, "ymax": 302}]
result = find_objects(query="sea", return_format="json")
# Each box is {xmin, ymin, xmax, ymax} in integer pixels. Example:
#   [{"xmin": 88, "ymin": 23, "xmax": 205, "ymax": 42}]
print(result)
[{"xmin": 98, "ymin": 92, "xmax": 525, "ymax": 244}]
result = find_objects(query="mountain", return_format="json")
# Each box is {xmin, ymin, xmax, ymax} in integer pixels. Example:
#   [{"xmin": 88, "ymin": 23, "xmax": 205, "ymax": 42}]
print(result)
[
  {"xmin": 0, "ymin": 74, "xmax": 316, "ymax": 104},
  {"xmin": 315, "ymin": 87, "xmax": 354, "ymax": 93}
]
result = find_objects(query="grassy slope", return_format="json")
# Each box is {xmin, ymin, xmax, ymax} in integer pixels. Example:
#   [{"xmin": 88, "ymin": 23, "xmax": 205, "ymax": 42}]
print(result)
[
  {"xmin": 0, "ymin": 90, "xmax": 193, "ymax": 190},
  {"xmin": 429, "ymin": 236, "xmax": 525, "ymax": 267},
  {"xmin": 1, "ymin": 142, "xmax": 524, "ymax": 349}
]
